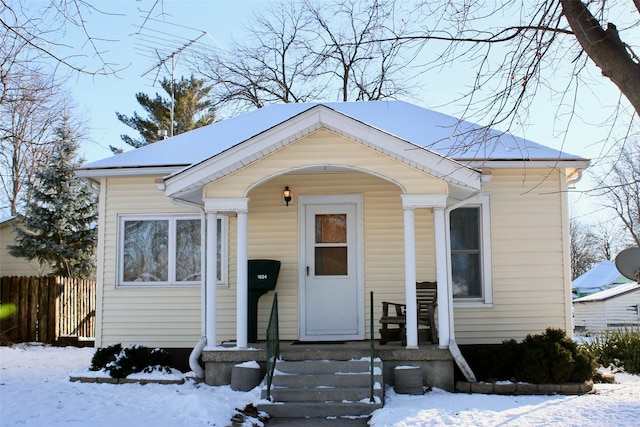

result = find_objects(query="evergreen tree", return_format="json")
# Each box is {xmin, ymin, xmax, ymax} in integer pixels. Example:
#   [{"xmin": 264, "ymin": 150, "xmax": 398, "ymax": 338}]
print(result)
[
  {"xmin": 112, "ymin": 75, "xmax": 215, "ymax": 153},
  {"xmin": 8, "ymin": 118, "xmax": 97, "ymax": 278}
]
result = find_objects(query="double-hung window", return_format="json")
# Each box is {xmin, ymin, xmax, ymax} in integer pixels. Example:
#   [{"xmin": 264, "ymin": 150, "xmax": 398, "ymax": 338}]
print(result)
[
  {"xmin": 449, "ymin": 197, "xmax": 492, "ymax": 304},
  {"xmin": 118, "ymin": 214, "xmax": 227, "ymax": 287}
]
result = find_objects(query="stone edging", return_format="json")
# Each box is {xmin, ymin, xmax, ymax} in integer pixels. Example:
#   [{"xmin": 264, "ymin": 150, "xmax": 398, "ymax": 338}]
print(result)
[
  {"xmin": 69, "ymin": 375, "xmax": 185, "ymax": 385},
  {"xmin": 455, "ymin": 380, "xmax": 593, "ymax": 395}
]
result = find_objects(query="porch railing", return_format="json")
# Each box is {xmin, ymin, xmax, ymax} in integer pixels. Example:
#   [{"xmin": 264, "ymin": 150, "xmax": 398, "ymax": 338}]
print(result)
[
  {"xmin": 370, "ymin": 291, "xmax": 375, "ymax": 402},
  {"xmin": 265, "ymin": 293, "xmax": 279, "ymax": 401}
]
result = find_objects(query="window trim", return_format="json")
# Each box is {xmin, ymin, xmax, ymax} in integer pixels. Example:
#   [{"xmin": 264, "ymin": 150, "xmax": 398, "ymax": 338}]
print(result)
[
  {"xmin": 117, "ymin": 214, "xmax": 228, "ymax": 288},
  {"xmin": 116, "ymin": 213, "xmax": 229, "ymax": 288},
  {"xmin": 450, "ymin": 196, "xmax": 493, "ymax": 306}
]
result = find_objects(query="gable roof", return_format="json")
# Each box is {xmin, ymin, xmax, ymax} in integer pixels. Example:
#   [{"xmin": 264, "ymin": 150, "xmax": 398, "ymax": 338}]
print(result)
[
  {"xmin": 162, "ymin": 104, "xmax": 485, "ymax": 202},
  {"xmin": 572, "ymin": 260, "xmax": 632, "ymax": 293},
  {"xmin": 77, "ymin": 101, "xmax": 589, "ymax": 177},
  {"xmin": 573, "ymin": 282, "xmax": 640, "ymax": 303}
]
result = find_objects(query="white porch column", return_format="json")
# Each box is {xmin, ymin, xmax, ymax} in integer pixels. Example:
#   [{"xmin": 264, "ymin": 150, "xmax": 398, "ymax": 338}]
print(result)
[
  {"xmin": 433, "ymin": 207, "xmax": 451, "ymax": 347},
  {"xmin": 205, "ymin": 212, "xmax": 218, "ymax": 348},
  {"xmin": 401, "ymin": 197, "xmax": 418, "ymax": 349},
  {"xmin": 236, "ymin": 208, "xmax": 249, "ymax": 348},
  {"xmin": 204, "ymin": 198, "xmax": 250, "ymax": 349},
  {"xmin": 402, "ymin": 194, "xmax": 448, "ymax": 349}
]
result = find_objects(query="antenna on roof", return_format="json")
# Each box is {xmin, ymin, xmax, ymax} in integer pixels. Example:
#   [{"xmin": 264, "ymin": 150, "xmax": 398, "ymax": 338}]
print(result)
[{"xmin": 132, "ymin": 10, "xmax": 223, "ymax": 137}]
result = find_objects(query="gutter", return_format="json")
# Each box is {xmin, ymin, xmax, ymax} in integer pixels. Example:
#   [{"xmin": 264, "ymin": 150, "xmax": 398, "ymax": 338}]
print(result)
[
  {"xmin": 441, "ymin": 173, "xmax": 494, "ymax": 383},
  {"xmin": 170, "ymin": 197, "xmax": 207, "ymax": 379}
]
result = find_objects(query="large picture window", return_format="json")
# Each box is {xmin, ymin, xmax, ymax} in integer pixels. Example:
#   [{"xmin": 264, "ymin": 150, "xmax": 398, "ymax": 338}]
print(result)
[
  {"xmin": 450, "ymin": 197, "xmax": 492, "ymax": 304},
  {"xmin": 118, "ymin": 215, "xmax": 227, "ymax": 287}
]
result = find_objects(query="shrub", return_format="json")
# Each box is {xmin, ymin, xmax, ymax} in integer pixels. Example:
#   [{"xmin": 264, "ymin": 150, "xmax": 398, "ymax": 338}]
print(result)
[
  {"xmin": 580, "ymin": 327, "xmax": 640, "ymax": 374},
  {"xmin": 90, "ymin": 343, "xmax": 122, "ymax": 371},
  {"xmin": 463, "ymin": 328, "xmax": 596, "ymax": 384},
  {"xmin": 90, "ymin": 344, "xmax": 173, "ymax": 378},
  {"xmin": 515, "ymin": 328, "xmax": 594, "ymax": 383}
]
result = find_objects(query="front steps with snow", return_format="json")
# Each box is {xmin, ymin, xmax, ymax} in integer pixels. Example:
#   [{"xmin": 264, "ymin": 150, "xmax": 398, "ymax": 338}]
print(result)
[{"xmin": 257, "ymin": 359, "xmax": 384, "ymax": 418}]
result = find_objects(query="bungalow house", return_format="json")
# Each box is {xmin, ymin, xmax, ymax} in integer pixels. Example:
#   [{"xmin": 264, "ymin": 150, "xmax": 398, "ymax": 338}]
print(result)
[
  {"xmin": 76, "ymin": 101, "xmax": 588, "ymax": 392},
  {"xmin": 573, "ymin": 282, "xmax": 640, "ymax": 333}
]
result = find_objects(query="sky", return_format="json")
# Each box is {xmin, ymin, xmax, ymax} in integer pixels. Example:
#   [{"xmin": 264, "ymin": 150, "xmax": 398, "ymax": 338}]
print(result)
[
  {"xmin": 2, "ymin": 343, "xmax": 640, "ymax": 426},
  {"xmin": 61, "ymin": 0, "xmax": 636, "ymax": 225}
]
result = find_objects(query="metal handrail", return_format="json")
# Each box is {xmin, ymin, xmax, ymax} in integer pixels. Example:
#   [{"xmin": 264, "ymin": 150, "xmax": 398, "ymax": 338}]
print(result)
[
  {"xmin": 265, "ymin": 293, "xmax": 279, "ymax": 401},
  {"xmin": 370, "ymin": 290, "xmax": 375, "ymax": 402}
]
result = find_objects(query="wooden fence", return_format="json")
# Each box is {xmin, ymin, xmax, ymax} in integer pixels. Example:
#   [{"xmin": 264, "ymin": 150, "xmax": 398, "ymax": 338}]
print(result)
[{"xmin": 0, "ymin": 276, "xmax": 95, "ymax": 344}]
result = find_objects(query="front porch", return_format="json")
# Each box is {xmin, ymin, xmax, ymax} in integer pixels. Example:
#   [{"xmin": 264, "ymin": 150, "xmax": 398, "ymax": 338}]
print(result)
[{"xmin": 201, "ymin": 340, "xmax": 454, "ymax": 391}]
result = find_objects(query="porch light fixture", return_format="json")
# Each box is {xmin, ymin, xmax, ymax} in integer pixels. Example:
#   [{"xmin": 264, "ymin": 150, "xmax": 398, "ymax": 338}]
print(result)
[{"xmin": 283, "ymin": 186, "xmax": 292, "ymax": 206}]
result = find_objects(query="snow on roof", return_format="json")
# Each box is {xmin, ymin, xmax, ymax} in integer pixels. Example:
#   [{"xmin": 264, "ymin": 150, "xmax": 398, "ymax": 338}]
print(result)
[
  {"xmin": 573, "ymin": 282, "xmax": 640, "ymax": 303},
  {"xmin": 572, "ymin": 260, "xmax": 632, "ymax": 291},
  {"xmin": 79, "ymin": 101, "xmax": 587, "ymax": 172},
  {"xmin": 0, "ymin": 216, "xmax": 15, "ymax": 225}
]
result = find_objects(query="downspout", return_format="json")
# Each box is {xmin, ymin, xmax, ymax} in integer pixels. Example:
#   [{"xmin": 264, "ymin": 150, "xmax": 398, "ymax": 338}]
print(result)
[
  {"xmin": 443, "ymin": 173, "xmax": 492, "ymax": 383},
  {"xmin": 166, "ymin": 194, "xmax": 207, "ymax": 378}
]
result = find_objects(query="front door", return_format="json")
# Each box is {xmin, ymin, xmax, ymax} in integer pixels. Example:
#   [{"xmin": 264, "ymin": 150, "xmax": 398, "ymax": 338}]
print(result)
[{"xmin": 299, "ymin": 195, "xmax": 363, "ymax": 340}]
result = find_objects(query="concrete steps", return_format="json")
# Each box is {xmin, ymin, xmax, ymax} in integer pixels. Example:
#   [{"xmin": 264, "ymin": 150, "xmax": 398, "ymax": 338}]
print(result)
[{"xmin": 258, "ymin": 359, "xmax": 384, "ymax": 419}]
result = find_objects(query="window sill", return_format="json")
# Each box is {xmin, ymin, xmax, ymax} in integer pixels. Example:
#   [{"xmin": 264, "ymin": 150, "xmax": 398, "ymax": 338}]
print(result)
[{"xmin": 453, "ymin": 301, "xmax": 493, "ymax": 308}]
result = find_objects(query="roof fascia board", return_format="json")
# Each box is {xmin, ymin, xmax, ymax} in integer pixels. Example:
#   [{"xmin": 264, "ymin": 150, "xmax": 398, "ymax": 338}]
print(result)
[
  {"xmin": 165, "ymin": 105, "xmax": 481, "ymax": 198},
  {"xmin": 75, "ymin": 166, "xmax": 184, "ymax": 178},
  {"xmin": 463, "ymin": 160, "xmax": 590, "ymax": 169}
]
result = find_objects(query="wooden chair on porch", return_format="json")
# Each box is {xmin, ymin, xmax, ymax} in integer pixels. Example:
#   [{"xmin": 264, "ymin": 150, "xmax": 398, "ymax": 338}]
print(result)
[{"xmin": 379, "ymin": 281, "xmax": 438, "ymax": 345}]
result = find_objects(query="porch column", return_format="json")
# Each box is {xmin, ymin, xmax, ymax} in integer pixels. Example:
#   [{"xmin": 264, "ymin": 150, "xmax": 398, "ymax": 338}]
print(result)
[
  {"xmin": 205, "ymin": 212, "xmax": 219, "ymax": 348},
  {"xmin": 433, "ymin": 207, "xmax": 451, "ymax": 347},
  {"xmin": 236, "ymin": 208, "xmax": 249, "ymax": 349},
  {"xmin": 401, "ymin": 197, "xmax": 418, "ymax": 349},
  {"xmin": 402, "ymin": 194, "xmax": 448, "ymax": 349},
  {"xmin": 204, "ymin": 197, "xmax": 250, "ymax": 349}
]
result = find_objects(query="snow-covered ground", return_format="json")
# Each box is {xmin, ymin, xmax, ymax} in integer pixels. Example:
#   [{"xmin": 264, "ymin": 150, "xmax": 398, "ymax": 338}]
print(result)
[{"xmin": 1, "ymin": 343, "xmax": 639, "ymax": 426}]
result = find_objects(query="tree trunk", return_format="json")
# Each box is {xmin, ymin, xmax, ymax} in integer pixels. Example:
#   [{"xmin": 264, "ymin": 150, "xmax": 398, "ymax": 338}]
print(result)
[{"xmin": 560, "ymin": 0, "xmax": 640, "ymax": 115}]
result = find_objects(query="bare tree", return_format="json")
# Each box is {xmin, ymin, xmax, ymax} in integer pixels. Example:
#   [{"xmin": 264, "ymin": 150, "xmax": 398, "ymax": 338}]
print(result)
[
  {"xmin": 193, "ymin": 0, "xmax": 416, "ymax": 113},
  {"xmin": 595, "ymin": 140, "xmax": 640, "ymax": 247},
  {"xmin": 388, "ymin": 1, "xmax": 640, "ymax": 148},
  {"xmin": 570, "ymin": 218, "xmax": 601, "ymax": 279},
  {"xmin": 0, "ymin": 0, "xmax": 121, "ymax": 79},
  {"xmin": 0, "ymin": 69, "xmax": 70, "ymax": 216}
]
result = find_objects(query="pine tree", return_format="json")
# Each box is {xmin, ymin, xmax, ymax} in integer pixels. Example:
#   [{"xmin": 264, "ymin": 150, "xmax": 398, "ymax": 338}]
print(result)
[
  {"xmin": 8, "ymin": 118, "xmax": 97, "ymax": 278},
  {"xmin": 112, "ymin": 75, "xmax": 216, "ymax": 153}
]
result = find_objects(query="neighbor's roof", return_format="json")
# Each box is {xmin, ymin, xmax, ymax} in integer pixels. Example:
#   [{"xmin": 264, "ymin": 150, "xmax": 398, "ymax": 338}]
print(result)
[
  {"xmin": 78, "ymin": 101, "xmax": 588, "ymax": 173},
  {"xmin": 573, "ymin": 282, "xmax": 640, "ymax": 303},
  {"xmin": 572, "ymin": 260, "xmax": 633, "ymax": 291}
]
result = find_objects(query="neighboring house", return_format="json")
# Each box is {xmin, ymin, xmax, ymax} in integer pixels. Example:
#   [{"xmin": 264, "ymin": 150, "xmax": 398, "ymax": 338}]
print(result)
[
  {"xmin": 572, "ymin": 260, "xmax": 632, "ymax": 299},
  {"xmin": 76, "ymin": 101, "xmax": 589, "ymax": 382},
  {"xmin": 573, "ymin": 283, "xmax": 640, "ymax": 333},
  {"xmin": 0, "ymin": 217, "xmax": 47, "ymax": 277}
]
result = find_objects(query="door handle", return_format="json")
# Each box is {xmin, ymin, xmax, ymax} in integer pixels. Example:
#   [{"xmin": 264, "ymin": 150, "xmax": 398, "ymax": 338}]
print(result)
[{"xmin": 306, "ymin": 266, "xmax": 309, "ymax": 276}]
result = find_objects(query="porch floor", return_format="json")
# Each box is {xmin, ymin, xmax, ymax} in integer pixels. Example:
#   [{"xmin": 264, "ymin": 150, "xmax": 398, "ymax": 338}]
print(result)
[{"xmin": 201, "ymin": 340, "xmax": 454, "ymax": 391}]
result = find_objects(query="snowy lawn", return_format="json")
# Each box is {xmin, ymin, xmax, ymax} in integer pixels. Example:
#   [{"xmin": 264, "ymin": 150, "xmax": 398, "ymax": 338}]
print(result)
[{"xmin": 1, "ymin": 343, "xmax": 639, "ymax": 426}]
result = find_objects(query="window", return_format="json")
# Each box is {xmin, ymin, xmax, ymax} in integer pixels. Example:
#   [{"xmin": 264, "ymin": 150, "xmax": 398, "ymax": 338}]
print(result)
[
  {"xmin": 118, "ymin": 215, "xmax": 227, "ymax": 286},
  {"xmin": 449, "ymin": 197, "xmax": 492, "ymax": 304}
]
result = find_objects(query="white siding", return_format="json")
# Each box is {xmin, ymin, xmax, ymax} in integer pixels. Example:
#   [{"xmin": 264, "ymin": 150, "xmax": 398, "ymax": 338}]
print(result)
[{"xmin": 574, "ymin": 289, "xmax": 640, "ymax": 332}]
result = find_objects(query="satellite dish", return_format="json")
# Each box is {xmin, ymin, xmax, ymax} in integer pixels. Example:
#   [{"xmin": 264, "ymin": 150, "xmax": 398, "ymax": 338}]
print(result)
[{"xmin": 615, "ymin": 247, "xmax": 640, "ymax": 282}]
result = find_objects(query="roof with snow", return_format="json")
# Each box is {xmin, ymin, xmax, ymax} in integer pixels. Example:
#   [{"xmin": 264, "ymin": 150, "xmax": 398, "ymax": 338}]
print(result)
[
  {"xmin": 572, "ymin": 260, "xmax": 632, "ymax": 292},
  {"xmin": 573, "ymin": 282, "xmax": 640, "ymax": 303},
  {"xmin": 78, "ymin": 101, "xmax": 588, "ymax": 173}
]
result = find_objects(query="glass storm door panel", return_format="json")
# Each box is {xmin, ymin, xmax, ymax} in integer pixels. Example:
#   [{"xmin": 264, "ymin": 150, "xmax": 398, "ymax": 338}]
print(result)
[{"xmin": 302, "ymin": 203, "xmax": 359, "ymax": 339}]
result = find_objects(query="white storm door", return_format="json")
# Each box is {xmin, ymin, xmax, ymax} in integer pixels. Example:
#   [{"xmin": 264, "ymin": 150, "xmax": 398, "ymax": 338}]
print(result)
[{"xmin": 300, "ymin": 196, "xmax": 362, "ymax": 340}]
